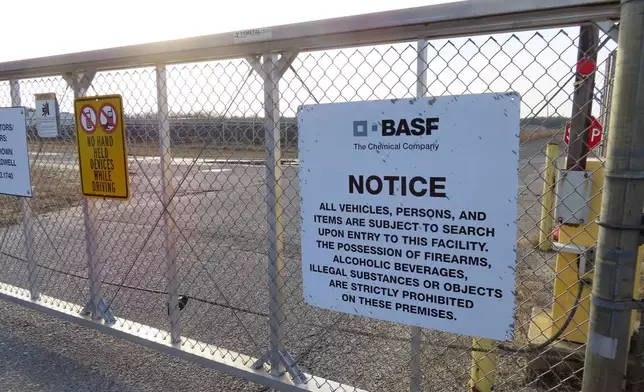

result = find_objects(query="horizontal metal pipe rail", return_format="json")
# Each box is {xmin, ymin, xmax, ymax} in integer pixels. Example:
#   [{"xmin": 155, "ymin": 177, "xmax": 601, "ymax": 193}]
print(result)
[{"xmin": 0, "ymin": 0, "xmax": 619, "ymax": 80}]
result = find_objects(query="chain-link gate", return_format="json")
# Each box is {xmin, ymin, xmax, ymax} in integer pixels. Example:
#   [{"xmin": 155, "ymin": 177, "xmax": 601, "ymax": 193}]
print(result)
[{"xmin": 0, "ymin": 1, "xmax": 640, "ymax": 391}]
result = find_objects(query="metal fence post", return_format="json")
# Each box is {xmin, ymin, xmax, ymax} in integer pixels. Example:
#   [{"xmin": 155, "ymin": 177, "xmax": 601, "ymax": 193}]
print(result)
[
  {"xmin": 470, "ymin": 338, "xmax": 496, "ymax": 392},
  {"xmin": 581, "ymin": 1, "xmax": 644, "ymax": 391},
  {"xmin": 156, "ymin": 64, "xmax": 181, "ymax": 344},
  {"xmin": 264, "ymin": 53, "xmax": 286, "ymax": 376},
  {"xmin": 70, "ymin": 71, "xmax": 103, "ymax": 321},
  {"xmin": 538, "ymin": 143, "xmax": 559, "ymax": 251},
  {"xmin": 410, "ymin": 39, "xmax": 427, "ymax": 392},
  {"xmin": 600, "ymin": 49, "xmax": 617, "ymax": 159},
  {"xmin": 10, "ymin": 80, "xmax": 38, "ymax": 300}
]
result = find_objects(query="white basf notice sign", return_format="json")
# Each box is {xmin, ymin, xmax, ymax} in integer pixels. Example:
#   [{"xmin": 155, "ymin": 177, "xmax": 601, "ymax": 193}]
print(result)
[
  {"xmin": 298, "ymin": 93, "xmax": 520, "ymax": 341},
  {"xmin": 0, "ymin": 108, "xmax": 32, "ymax": 197}
]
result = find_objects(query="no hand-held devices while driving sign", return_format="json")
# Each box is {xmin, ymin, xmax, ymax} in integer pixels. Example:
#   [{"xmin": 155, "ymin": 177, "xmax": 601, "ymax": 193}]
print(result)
[{"xmin": 74, "ymin": 95, "xmax": 130, "ymax": 200}]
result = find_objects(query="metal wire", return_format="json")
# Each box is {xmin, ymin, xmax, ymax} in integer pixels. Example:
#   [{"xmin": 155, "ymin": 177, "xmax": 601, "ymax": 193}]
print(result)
[{"xmin": 0, "ymin": 24, "xmax": 629, "ymax": 392}]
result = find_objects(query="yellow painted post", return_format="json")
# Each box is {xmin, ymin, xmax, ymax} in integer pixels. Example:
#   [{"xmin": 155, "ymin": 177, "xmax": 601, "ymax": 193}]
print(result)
[
  {"xmin": 551, "ymin": 159, "xmax": 602, "ymax": 343},
  {"xmin": 530, "ymin": 158, "xmax": 642, "ymax": 345},
  {"xmin": 539, "ymin": 143, "xmax": 559, "ymax": 251},
  {"xmin": 470, "ymin": 338, "xmax": 496, "ymax": 392}
]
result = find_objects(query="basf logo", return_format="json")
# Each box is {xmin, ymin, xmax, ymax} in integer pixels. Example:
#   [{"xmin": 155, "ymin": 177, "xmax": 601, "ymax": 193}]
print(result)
[
  {"xmin": 352, "ymin": 117, "xmax": 440, "ymax": 152},
  {"xmin": 353, "ymin": 117, "xmax": 439, "ymax": 137}
]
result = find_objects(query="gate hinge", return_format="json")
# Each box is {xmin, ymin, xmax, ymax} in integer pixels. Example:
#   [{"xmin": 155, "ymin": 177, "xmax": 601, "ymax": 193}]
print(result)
[
  {"xmin": 252, "ymin": 350, "xmax": 306, "ymax": 384},
  {"xmin": 81, "ymin": 298, "xmax": 116, "ymax": 324}
]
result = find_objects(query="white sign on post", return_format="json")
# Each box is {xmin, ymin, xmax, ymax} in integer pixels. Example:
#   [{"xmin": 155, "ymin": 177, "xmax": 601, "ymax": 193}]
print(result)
[
  {"xmin": 298, "ymin": 93, "xmax": 520, "ymax": 341},
  {"xmin": 0, "ymin": 108, "xmax": 32, "ymax": 197},
  {"xmin": 34, "ymin": 93, "xmax": 60, "ymax": 138}
]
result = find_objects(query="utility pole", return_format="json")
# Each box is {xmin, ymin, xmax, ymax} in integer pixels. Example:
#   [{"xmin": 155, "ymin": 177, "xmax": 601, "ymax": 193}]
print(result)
[
  {"xmin": 566, "ymin": 25, "xmax": 599, "ymax": 171},
  {"xmin": 582, "ymin": 0, "xmax": 644, "ymax": 391}
]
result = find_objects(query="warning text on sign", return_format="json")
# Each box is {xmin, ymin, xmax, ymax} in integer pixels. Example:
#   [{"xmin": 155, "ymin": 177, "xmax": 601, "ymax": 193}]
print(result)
[
  {"xmin": 85, "ymin": 135, "xmax": 118, "ymax": 193},
  {"xmin": 0, "ymin": 108, "xmax": 32, "ymax": 197}
]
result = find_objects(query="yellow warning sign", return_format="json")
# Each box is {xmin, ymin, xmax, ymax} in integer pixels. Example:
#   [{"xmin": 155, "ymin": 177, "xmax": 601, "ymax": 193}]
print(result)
[{"xmin": 74, "ymin": 95, "xmax": 130, "ymax": 200}]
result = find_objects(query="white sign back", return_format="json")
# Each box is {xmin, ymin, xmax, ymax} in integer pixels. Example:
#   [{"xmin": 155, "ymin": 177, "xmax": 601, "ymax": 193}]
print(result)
[
  {"xmin": 298, "ymin": 93, "xmax": 520, "ymax": 341},
  {"xmin": 0, "ymin": 108, "xmax": 32, "ymax": 197},
  {"xmin": 34, "ymin": 93, "xmax": 60, "ymax": 138}
]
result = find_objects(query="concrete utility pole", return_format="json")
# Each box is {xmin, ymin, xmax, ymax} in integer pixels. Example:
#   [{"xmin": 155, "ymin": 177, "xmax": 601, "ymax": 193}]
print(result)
[{"xmin": 582, "ymin": 0, "xmax": 644, "ymax": 391}]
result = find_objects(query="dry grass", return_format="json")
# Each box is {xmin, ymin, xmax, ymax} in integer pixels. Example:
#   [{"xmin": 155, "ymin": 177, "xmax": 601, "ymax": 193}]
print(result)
[
  {"xmin": 29, "ymin": 140, "xmax": 298, "ymax": 160},
  {"xmin": 2, "ymin": 140, "xmax": 297, "ymax": 229},
  {"xmin": 32, "ymin": 127, "xmax": 564, "ymax": 160},
  {"xmin": 520, "ymin": 129, "xmax": 560, "ymax": 142},
  {"xmin": 127, "ymin": 143, "xmax": 298, "ymax": 160},
  {"xmin": 518, "ymin": 232, "xmax": 542, "ymax": 249},
  {"xmin": 0, "ymin": 167, "xmax": 82, "ymax": 226}
]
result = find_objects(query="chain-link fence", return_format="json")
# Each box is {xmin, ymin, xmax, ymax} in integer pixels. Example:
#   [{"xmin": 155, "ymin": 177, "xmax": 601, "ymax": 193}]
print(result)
[{"xmin": 0, "ymin": 2, "xmax": 640, "ymax": 391}]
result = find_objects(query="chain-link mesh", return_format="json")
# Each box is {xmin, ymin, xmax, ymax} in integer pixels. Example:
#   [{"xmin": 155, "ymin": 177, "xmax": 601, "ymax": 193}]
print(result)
[{"xmin": 0, "ymin": 22, "xmax": 638, "ymax": 392}]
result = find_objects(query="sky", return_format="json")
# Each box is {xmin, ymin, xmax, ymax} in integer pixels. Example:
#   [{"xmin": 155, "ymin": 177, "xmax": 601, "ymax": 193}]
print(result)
[
  {"xmin": 0, "ymin": 0, "xmax": 617, "ymax": 122},
  {"xmin": 1, "ymin": 0, "xmax": 454, "ymax": 63}
]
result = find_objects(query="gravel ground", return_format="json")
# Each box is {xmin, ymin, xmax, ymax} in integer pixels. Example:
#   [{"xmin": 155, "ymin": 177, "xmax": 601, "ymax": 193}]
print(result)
[
  {"xmin": 0, "ymin": 135, "xmax": 571, "ymax": 392},
  {"xmin": 0, "ymin": 300, "xmax": 266, "ymax": 392}
]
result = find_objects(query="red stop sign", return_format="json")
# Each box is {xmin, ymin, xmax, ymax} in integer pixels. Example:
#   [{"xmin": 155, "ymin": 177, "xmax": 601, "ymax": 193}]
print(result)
[
  {"xmin": 563, "ymin": 116, "xmax": 603, "ymax": 149},
  {"xmin": 577, "ymin": 57, "xmax": 596, "ymax": 77}
]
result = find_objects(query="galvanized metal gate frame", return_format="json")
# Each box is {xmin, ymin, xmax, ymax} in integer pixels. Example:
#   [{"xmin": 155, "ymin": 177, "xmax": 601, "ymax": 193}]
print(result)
[{"xmin": 0, "ymin": 1, "xmax": 623, "ymax": 391}]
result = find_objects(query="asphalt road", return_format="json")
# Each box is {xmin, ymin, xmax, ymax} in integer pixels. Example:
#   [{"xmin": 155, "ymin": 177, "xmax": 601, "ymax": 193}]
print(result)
[{"xmin": 0, "ymin": 134, "xmax": 570, "ymax": 392}]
